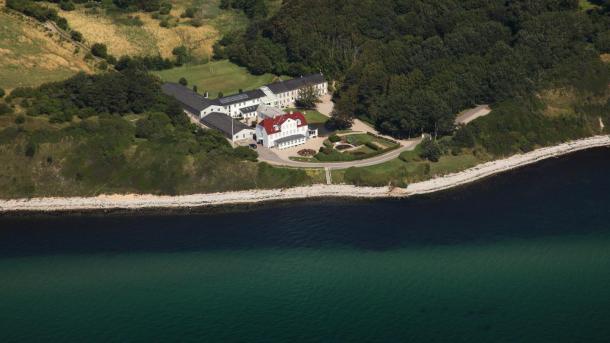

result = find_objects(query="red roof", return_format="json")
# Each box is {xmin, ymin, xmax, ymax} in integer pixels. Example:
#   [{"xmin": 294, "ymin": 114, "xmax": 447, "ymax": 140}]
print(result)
[{"xmin": 259, "ymin": 112, "xmax": 308, "ymax": 134}]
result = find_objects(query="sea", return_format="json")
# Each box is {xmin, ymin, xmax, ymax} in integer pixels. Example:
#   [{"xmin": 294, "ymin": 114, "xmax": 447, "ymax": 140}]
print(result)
[{"xmin": 1, "ymin": 148, "xmax": 610, "ymax": 342}]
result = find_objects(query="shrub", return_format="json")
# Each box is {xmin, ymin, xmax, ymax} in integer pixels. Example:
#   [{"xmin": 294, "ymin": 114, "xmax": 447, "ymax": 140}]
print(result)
[
  {"xmin": 419, "ymin": 138, "xmax": 441, "ymax": 162},
  {"xmin": 71, "ymin": 30, "xmax": 83, "ymax": 42},
  {"xmin": 179, "ymin": 77, "xmax": 188, "ymax": 86},
  {"xmin": 159, "ymin": 2, "xmax": 172, "ymax": 15},
  {"xmin": 0, "ymin": 103, "xmax": 13, "ymax": 116},
  {"xmin": 0, "ymin": 88, "xmax": 5, "ymax": 98},
  {"xmin": 56, "ymin": 17, "xmax": 69, "ymax": 30},
  {"xmin": 365, "ymin": 141, "xmax": 379, "ymax": 151},
  {"xmin": 329, "ymin": 134, "xmax": 341, "ymax": 143},
  {"xmin": 97, "ymin": 60, "xmax": 109, "ymax": 70},
  {"xmin": 15, "ymin": 115, "xmax": 26, "ymax": 124},
  {"xmin": 233, "ymin": 146, "xmax": 258, "ymax": 162},
  {"xmin": 25, "ymin": 141, "xmax": 37, "ymax": 157},
  {"xmin": 106, "ymin": 55, "xmax": 117, "ymax": 65},
  {"xmin": 60, "ymin": 1, "xmax": 76, "ymax": 11},
  {"xmin": 191, "ymin": 18, "xmax": 203, "ymax": 27},
  {"xmin": 91, "ymin": 43, "xmax": 108, "ymax": 58},
  {"xmin": 181, "ymin": 7, "xmax": 197, "ymax": 18}
]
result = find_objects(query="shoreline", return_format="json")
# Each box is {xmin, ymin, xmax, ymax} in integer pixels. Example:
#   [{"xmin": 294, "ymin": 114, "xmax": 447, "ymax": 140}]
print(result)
[{"xmin": 1, "ymin": 135, "xmax": 609, "ymax": 213}]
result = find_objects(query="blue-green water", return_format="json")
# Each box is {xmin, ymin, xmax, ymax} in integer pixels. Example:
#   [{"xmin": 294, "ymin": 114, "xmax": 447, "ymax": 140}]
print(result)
[{"xmin": 2, "ymin": 149, "xmax": 610, "ymax": 342}]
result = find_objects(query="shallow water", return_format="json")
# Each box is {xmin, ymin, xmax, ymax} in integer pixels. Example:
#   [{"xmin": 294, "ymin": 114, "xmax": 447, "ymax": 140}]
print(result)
[{"xmin": 1, "ymin": 148, "xmax": 610, "ymax": 342}]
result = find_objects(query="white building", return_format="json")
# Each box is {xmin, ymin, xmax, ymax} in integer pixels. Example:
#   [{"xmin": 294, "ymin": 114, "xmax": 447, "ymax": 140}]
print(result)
[
  {"xmin": 263, "ymin": 74, "xmax": 328, "ymax": 109},
  {"xmin": 255, "ymin": 112, "xmax": 318, "ymax": 150},
  {"xmin": 201, "ymin": 112, "xmax": 255, "ymax": 142},
  {"xmin": 162, "ymin": 73, "xmax": 327, "ymax": 143}
]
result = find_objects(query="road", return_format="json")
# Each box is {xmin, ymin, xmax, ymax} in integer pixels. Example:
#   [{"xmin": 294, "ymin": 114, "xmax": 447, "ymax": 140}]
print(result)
[{"xmin": 257, "ymin": 138, "xmax": 422, "ymax": 170}]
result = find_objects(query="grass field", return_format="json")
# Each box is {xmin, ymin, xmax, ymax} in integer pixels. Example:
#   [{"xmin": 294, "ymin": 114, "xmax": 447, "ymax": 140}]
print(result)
[
  {"xmin": 0, "ymin": 10, "xmax": 92, "ymax": 90},
  {"xmin": 153, "ymin": 60, "xmax": 283, "ymax": 97}
]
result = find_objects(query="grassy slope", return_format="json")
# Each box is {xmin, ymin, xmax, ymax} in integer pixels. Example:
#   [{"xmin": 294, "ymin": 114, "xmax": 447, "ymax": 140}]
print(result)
[
  {"xmin": 153, "ymin": 60, "xmax": 283, "ymax": 96},
  {"xmin": 0, "ymin": 8, "xmax": 93, "ymax": 90},
  {"xmin": 53, "ymin": 0, "xmax": 248, "ymax": 61}
]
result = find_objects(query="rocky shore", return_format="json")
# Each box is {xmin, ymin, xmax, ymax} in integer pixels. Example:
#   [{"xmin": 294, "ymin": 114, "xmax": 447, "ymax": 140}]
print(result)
[{"xmin": 1, "ymin": 135, "xmax": 609, "ymax": 213}]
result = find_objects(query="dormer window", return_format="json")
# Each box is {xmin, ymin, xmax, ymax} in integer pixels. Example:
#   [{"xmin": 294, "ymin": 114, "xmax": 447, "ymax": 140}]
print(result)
[
  {"xmin": 296, "ymin": 119, "xmax": 301, "ymax": 125},
  {"xmin": 273, "ymin": 125, "xmax": 279, "ymax": 131}
]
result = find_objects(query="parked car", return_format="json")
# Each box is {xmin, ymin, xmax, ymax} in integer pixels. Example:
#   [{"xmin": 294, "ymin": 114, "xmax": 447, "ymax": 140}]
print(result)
[{"xmin": 249, "ymin": 144, "xmax": 257, "ymax": 149}]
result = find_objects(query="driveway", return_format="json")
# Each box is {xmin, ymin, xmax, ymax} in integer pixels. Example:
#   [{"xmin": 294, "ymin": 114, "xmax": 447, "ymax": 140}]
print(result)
[
  {"xmin": 316, "ymin": 94, "xmax": 334, "ymax": 116},
  {"xmin": 455, "ymin": 105, "xmax": 491, "ymax": 125}
]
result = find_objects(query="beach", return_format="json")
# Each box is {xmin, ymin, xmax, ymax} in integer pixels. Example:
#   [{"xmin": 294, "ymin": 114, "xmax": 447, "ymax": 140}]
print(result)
[{"xmin": 1, "ymin": 135, "xmax": 609, "ymax": 213}]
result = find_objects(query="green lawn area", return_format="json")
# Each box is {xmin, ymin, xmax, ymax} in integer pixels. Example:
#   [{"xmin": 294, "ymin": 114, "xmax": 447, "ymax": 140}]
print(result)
[
  {"xmin": 332, "ymin": 141, "xmax": 488, "ymax": 187},
  {"xmin": 153, "ymin": 60, "xmax": 283, "ymax": 97}
]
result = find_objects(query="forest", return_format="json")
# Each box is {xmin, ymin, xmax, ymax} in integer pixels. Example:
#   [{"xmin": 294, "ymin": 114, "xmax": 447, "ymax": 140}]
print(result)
[{"xmin": 219, "ymin": 0, "xmax": 610, "ymax": 149}]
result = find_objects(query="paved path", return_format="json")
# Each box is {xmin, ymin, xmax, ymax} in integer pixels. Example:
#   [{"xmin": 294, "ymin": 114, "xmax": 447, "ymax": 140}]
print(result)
[{"xmin": 257, "ymin": 138, "xmax": 422, "ymax": 170}]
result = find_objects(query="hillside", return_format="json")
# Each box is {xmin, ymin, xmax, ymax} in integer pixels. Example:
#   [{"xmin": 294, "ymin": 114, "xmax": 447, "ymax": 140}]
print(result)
[
  {"xmin": 0, "ymin": 2, "xmax": 93, "ymax": 90},
  {"xmin": 48, "ymin": 0, "xmax": 249, "ymax": 61}
]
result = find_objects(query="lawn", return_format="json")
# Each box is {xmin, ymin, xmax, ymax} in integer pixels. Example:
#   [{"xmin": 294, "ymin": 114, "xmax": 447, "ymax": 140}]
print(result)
[
  {"xmin": 153, "ymin": 60, "xmax": 282, "ymax": 97},
  {"xmin": 330, "ymin": 137, "xmax": 490, "ymax": 187}
]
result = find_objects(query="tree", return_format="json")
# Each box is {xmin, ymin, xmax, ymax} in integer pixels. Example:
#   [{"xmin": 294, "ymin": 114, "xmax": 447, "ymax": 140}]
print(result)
[
  {"xmin": 0, "ymin": 88, "xmax": 5, "ymax": 98},
  {"xmin": 91, "ymin": 43, "xmax": 108, "ymax": 59},
  {"xmin": 192, "ymin": 85, "xmax": 198, "ymax": 93},
  {"xmin": 295, "ymin": 85, "xmax": 322, "ymax": 109},
  {"xmin": 419, "ymin": 137, "xmax": 442, "ymax": 162},
  {"xmin": 71, "ymin": 30, "xmax": 83, "ymax": 42},
  {"xmin": 179, "ymin": 77, "xmax": 188, "ymax": 86},
  {"xmin": 172, "ymin": 45, "xmax": 190, "ymax": 66}
]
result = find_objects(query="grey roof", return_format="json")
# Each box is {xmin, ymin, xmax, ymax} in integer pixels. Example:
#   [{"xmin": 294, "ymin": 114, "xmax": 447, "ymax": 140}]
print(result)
[
  {"xmin": 266, "ymin": 74, "xmax": 325, "ymax": 94},
  {"xmin": 258, "ymin": 104, "xmax": 283, "ymax": 119},
  {"xmin": 161, "ymin": 83, "xmax": 217, "ymax": 114},
  {"xmin": 275, "ymin": 134, "xmax": 307, "ymax": 145},
  {"xmin": 201, "ymin": 112, "xmax": 252, "ymax": 138},
  {"xmin": 239, "ymin": 105, "xmax": 258, "ymax": 114},
  {"xmin": 218, "ymin": 89, "xmax": 266, "ymax": 106}
]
